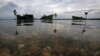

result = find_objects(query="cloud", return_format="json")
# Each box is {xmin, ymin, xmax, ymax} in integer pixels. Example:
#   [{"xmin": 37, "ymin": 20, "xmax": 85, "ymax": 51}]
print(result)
[
  {"xmin": 0, "ymin": 0, "xmax": 11, "ymax": 8},
  {"xmin": 0, "ymin": 2, "xmax": 18, "ymax": 19},
  {"xmin": 0, "ymin": 0, "xmax": 100, "ymax": 19}
]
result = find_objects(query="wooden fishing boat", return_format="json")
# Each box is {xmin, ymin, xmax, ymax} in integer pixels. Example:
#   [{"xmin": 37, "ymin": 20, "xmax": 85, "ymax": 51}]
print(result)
[
  {"xmin": 72, "ymin": 16, "xmax": 85, "ymax": 22},
  {"xmin": 40, "ymin": 15, "xmax": 53, "ymax": 23},
  {"xmin": 41, "ymin": 15, "xmax": 53, "ymax": 20},
  {"xmin": 13, "ymin": 10, "xmax": 34, "ymax": 26}
]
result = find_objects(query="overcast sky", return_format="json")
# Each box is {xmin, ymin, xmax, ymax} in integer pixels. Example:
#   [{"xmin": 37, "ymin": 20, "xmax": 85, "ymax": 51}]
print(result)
[{"xmin": 0, "ymin": 0, "xmax": 100, "ymax": 19}]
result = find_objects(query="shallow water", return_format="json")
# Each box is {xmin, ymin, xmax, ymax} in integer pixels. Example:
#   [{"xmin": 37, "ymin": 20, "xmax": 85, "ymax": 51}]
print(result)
[
  {"xmin": 0, "ymin": 20, "xmax": 100, "ymax": 40},
  {"xmin": 0, "ymin": 20, "xmax": 100, "ymax": 56}
]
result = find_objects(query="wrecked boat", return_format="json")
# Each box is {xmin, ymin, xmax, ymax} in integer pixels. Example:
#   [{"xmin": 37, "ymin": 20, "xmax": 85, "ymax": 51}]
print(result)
[
  {"xmin": 13, "ymin": 10, "xmax": 34, "ymax": 26},
  {"xmin": 72, "ymin": 16, "xmax": 85, "ymax": 22},
  {"xmin": 40, "ymin": 15, "xmax": 53, "ymax": 23}
]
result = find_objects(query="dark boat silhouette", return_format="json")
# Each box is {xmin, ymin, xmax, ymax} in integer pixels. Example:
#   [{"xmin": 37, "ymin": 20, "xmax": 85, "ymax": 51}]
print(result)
[
  {"xmin": 72, "ymin": 16, "xmax": 85, "ymax": 22},
  {"xmin": 41, "ymin": 15, "xmax": 53, "ymax": 20},
  {"xmin": 17, "ymin": 14, "xmax": 34, "ymax": 23},
  {"xmin": 72, "ymin": 16, "xmax": 86, "ymax": 25},
  {"xmin": 13, "ymin": 10, "xmax": 34, "ymax": 26},
  {"xmin": 17, "ymin": 14, "xmax": 34, "ymax": 26},
  {"xmin": 40, "ymin": 15, "xmax": 53, "ymax": 23}
]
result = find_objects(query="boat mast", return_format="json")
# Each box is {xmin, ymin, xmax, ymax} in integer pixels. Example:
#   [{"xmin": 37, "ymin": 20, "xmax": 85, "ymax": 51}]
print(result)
[
  {"xmin": 82, "ymin": 11, "xmax": 88, "ymax": 34},
  {"xmin": 53, "ymin": 13, "xmax": 57, "ymax": 33},
  {"xmin": 13, "ymin": 10, "xmax": 19, "ymax": 35},
  {"xmin": 13, "ymin": 10, "xmax": 17, "ymax": 16}
]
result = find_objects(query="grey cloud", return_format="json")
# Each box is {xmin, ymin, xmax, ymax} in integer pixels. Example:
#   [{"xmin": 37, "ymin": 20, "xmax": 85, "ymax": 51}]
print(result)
[
  {"xmin": 0, "ymin": 2, "xmax": 18, "ymax": 19},
  {"xmin": 0, "ymin": 0, "xmax": 100, "ymax": 19}
]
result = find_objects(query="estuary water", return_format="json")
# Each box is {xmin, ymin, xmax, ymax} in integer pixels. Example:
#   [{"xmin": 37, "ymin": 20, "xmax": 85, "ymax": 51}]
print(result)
[
  {"xmin": 0, "ymin": 20, "xmax": 100, "ymax": 56},
  {"xmin": 0, "ymin": 20, "xmax": 100, "ymax": 41}
]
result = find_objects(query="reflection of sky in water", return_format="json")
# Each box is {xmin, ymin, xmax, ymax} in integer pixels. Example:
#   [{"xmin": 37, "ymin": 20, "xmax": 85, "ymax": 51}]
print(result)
[{"xmin": 0, "ymin": 20, "xmax": 100, "ymax": 41}]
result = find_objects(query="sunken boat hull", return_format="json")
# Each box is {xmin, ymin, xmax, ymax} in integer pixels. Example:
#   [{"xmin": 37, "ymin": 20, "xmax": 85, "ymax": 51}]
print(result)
[
  {"xmin": 72, "ymin": 16, "xmax": 85, "ymax": 22},
  {"xmin": 41, "ymin": 15, "xmax": 53, "ymax": 23},
  {"xmin": 17, "ymin": 14, "xmax": 34, "ymax": 26}
]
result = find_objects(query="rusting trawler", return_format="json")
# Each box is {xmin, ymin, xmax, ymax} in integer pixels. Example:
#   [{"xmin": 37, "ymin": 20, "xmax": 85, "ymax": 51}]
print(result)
[
  {"xmin": 72, "ymin": 16, "xmax": 85, "ymax": 25},
  {"xmin": 13, "ymin": 10, "xmax": 34, "ymax": 26},
  {"xmin": 72, "ymin": 16, "xmax": 85, "ymax": 20},
  {"xmin": 40, "ymin": 15, "xmax": 53, "ymax": 23}
]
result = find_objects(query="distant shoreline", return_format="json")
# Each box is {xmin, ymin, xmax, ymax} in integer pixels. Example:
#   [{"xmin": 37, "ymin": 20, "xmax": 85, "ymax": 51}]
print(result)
[{"xmin": 0, "ymin": 19, "xmax": 100, "ymax": 20}]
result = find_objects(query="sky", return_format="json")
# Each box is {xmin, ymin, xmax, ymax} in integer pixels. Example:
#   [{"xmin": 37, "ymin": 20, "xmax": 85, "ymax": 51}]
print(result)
[{"xmin": 0, "ymin": 0, "xmax": 100, "ymax": 19}]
